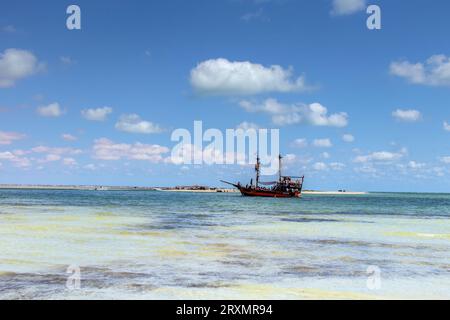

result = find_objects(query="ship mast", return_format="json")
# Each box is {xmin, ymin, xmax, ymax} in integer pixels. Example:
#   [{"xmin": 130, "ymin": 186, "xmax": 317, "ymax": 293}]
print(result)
[
  {"xmin": 255, "ymin": 154, "xmax": 260, "ymax": 187},
  {"xmin": 278, "ymin": 154, "xmax": 282, "ymax": 182}
]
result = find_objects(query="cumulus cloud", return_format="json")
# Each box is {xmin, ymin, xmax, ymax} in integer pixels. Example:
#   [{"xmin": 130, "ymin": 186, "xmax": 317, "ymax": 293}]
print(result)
[
  {"xmin": 342, "ymin": 134, "xmax": 355, "ymax": 142},
  {"xmin": 168, "ymin": 142, "xmax": 249, "ymax": 166},
  {"xmin": 282, "ymin": 153, "xmax": 299, "ymax": 165},
  {"xmin": 93, "ymin": 138, "xmax": 169, "ymax": 162},
  {"xmin": 313, "ymin": 138, "xmax": 332, "ymax": 148},
  {"xmin": 115, "ymin": 114, "xmax": 164, "ymax": 134},
  {"xmin": 61, "ymin": 133, "xmax": 77, "ymax": 141},
  {"xmin": 32, "ymin": 146, "xmax": 81, "ymax": 164},
  {"xmin": 0, "ymin": 151, "xmax": 16, "ymax": 160},
  {"xmin": 169, "ymin": 143, "xmax": 219, "ymax": 165},
  {"xmin": 63, "ymin": 157, "xmax": 77, "ymax": 166},
  {"xmin": 331, "ymin": 0, "xmax": 366, "ymax": 16},
  {"xmin": 37, "ymin": 103, "xmax": 64, "ymax": 117},
  {"xmin": 84, "ymin": 164, "xmax": 97, "ymax": 171},
  {"xmin": 81, "ymin": 107, "xmax": 112, "ymax": 121},
  {"xmin": 0, "ymin": 131, "xmax": 25, "ymax": 145},
  {"xmin": 444, "ymin": 121, "xmax": 450, "ymax": 131},
  {"xmin": 354, "ymin": 149, "xmax": 407, "ymax": 163},
  {"xmin": 395, "ymin": 161, "xmax": 447, "ymax": 179},
  {"xmin": 0, "ymin": 150, "xmax": 31, "ymax": 168},
  {"xmin": 292, "ymin": 138, "xmax": 308, "ymax": 148},
  {"xmin": 354, "ymin": 164, "xmax": 377, "ymax": 175},
  {"xmin": 0, "ymin": 48, "xmax": 45, "ymax": 88},
  {"xmin": 431, "ymin": 166, "xmax": 446, "ymax": 177},
  {"xmin": 440, "ymin": 156, "xmax": 450, "ymax": 164},
  {"xmin": 190, "ymin": 58, "xmax": 309, "ymax": 95},
  {"xmin": 329, "ymin": 162, "xmax": 346, "ymax": 170},
  {"xmin": 239, "ymin": 99, "xmax": 348, "ymax": 127},
  {"xmin": 236, "ymin": 121, "xmax": 260, "ymax": 131},
  {"xmin": 407, "ymin": 161, "xmax": 425, "ymax": 169},
  {"xmin": 0, "ymin": 145, "xmax": 82, "ymax": 168},
  {"xmin": 390, "ymin": 55, "xmax": 450, "ymax": 87},
  {"xmin": 392, "ymin": 109, "xmax": 422, "ymax": 122},
  {"xmin": 31, "ymin": 145, "xmax": 82, "ymax": 156},
  {"xmin": 41, "ymin": 154, "xmax": 61, "ymax": 162},
  {"xmin": 312, "ymin": 162, "xmax": 328, "ymax": 171},
  {"xmin": 321, "ymin": 152, "xmax": 331, "ymax": 159}
]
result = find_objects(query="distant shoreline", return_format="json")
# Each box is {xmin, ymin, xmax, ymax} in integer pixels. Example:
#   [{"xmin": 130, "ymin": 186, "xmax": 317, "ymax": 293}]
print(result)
[
  {"xmin": 0, "ymin": 184, "xmax": 367, "ymax": 195},
  {"xmin": 303, "ymin": 191, "xmax": 367, "ymax": 195}
]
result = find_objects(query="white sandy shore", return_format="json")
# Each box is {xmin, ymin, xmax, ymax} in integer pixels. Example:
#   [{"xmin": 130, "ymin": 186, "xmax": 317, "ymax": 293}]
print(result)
[
  {"xmin": 158, "ymin": 188, "xmax": 238, "ymax": 193},
  {"xmin": 303, "ymin": 191, "xmax": 367, "ymax": 195},
  {"xmin": 162, "ymin": 189, "xmax": 367, "ymax": 195}
]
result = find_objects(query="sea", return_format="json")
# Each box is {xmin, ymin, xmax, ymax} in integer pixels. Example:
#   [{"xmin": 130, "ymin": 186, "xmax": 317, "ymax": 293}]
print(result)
[{"xmin": 0, "ymin": 189, "xmax": 449, "ymax": 299}]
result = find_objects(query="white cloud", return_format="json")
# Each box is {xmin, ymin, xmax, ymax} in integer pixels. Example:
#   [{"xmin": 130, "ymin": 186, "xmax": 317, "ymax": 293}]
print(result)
[
  {"xmin": 10, "ymin": 157, "xmax": 31, "ymax": 168},
  {"xmin": 0, "ymin": 151, "xmax": 16, "ymax": 160},
  {"xmin": 321, "ymin": 152, "xmax": 330, "ymax": 159},
  {"xmin": 81, "ymin": 107, "xmax": 112, "ymax": 121},
  {"xmin": 313, "ymin": 138, "xmax": 332, "ymax": 148},
  {"xmin": 115, "ymin": 114, "xmax": 164, "ymax": 134},
  {"xmin": 0, "ymin": 145, "xmax": 82, "ymax": 168},
  {"xmin": 63, "ymin": 157, "xmax": 77, "ymax": 166},
  {"xmin": 0, "ymin": 48, "xmax": 44, "ymax": 88},
  {"xmin": 236, "ymin": 121, "xmax": 260, "ymax": 131},
  {"xmin": 61, "ymin": 133, "xmax": 77, "ymax": 141},
  {"xmin": 331, "ymin": 0, "xmax": 366, "ymax": 16},
  {"xmin": 407, "ymin": 161, "xmax": 425, "ymax": 169},
  {"xmin": 93, "ymin": 138, "xmax": 169, "ymax": 162},
  {"xmin": 292, "ymin": 138, "xmax": 308, "ymax": 148},
  {"xmin": 239, "ymin": 99, "xmax": 348, "ymax": 127},
  {"xmin": 392, "ymin": 109, "xmax": 422, "ymax": 122},
  {"xmin": 354, "ymin": 164, "xmax": 377, "ymax": 175},
  {"xmin": 342, "ymin": 134, "xmax": 355, "ymax": 143},
  {"xmin": 312, "ymin": 162, "xmax": 328, "ymax": 171},
  {"xmin": 31, "ymin": 146, "xmax": 82, "ymax": 156},
  {"xmin": 431, "ymin": 166, "xmax": 445, "ymax": 177},
  {"xmin": 354, "ymin": 149, "xmax": 406, "ymax": 163},
  {"xmin": 190, "ymin": 58, "xmax": 309, "ymax": 95},
  {"xmin": 283, "ymin": 153, "xmax": 298, "ymax": 165},
  {"xmin": 444, "ymin": 121, "xmax": 450, "ymax": 131},
  {"xmin": 440, "ymin": 156, "xmax": 450, "ymax": 164},
  {"xmin": 390, "ymin": 55, "xmax": 450, "ymax": 87},
  {"xmin": 168, "ymin": 142, "xmax": 248, "ymax": 166},
  {"xmin": 84, "ymin": 164, "xmax": 97, "ymax": 171},
  {"xmin": 329, "ymin": 162, "xmax": 346, "ymax": 170},
  {"xmin": 41, "ymin": 154, "xmax": 61, "ymax": 162},
  {"xmin": 0, "ymin": 150, "xmax": 31, "ymax": 168},
  {"xmin": 37, "ymin": 102, "xmax": 64, "ymax": 117},
  {"xmin": 0, "ymin": 131, "xmax": 25, "ymax": 145}
]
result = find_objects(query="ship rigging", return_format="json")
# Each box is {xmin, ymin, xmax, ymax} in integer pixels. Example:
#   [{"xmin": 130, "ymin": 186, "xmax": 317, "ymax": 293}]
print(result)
[{"xmin": 221, "ymin": 155, "xmax": 304, "ymax": 198}]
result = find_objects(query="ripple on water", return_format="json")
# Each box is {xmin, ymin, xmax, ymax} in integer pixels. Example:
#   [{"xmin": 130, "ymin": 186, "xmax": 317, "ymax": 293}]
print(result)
[{"xmin": 1, "ymin": 190, "xmax": 450, "ymax": 299}]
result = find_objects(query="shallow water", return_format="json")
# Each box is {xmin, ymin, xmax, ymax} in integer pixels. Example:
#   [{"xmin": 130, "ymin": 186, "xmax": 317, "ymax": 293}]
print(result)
[{"xmin": 0, "ymin": 189, "xmax": 449, "ymax": 299}]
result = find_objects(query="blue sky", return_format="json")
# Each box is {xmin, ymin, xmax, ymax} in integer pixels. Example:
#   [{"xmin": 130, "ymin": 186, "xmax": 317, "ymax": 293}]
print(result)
[{"xmin": 1, "ymin": 0, "xmax": 450, "ymax": 192}]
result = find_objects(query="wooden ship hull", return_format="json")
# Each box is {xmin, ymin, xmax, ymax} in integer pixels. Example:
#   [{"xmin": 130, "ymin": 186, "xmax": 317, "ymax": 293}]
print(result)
[{"xmin": 239, "ymin": 187, "xmax": 300, "ymax": 198}]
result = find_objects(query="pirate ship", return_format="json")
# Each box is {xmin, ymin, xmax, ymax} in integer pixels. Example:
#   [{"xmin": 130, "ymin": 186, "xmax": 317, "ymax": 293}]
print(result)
[{"xmin": 221, "ymin": 155, "xmax": 305, "ymax": 198}]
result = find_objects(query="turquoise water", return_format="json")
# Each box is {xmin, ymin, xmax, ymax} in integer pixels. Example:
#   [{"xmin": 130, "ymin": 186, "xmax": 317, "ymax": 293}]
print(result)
[{"xmin": 0, "ymin": 189, "xmax": 449, "ymax": 299}]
